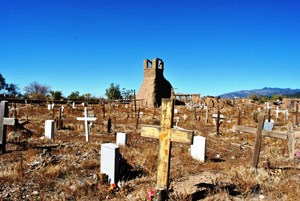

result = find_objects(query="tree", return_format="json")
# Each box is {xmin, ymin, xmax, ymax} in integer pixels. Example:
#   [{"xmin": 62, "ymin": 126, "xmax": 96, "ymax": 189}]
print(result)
[
  {"xmin": 270, "ymin": 94, "xmax": 284, "ymax": 102},
  {"xmin": 83, "ymin": 93, "xmax": 92, "ymax": 101},
  {"xmin": 6, "ymin": 83, "xmax": 19, "ymax": 97},
  {"xmin": 50, "ymin": 90, "xmax": 63, "ymax": 100},
  {"xmin": 248, "ymin": 94, "xmax": 259, "ymax": 102},
  {"xmin": 121, "ymin": 88, "xmax": 134, "ymax": 100},
  {"xmin": 0, "ymin": 73, "xmax": 7, "ymax": 92},
  {"xmin": 24, "ymin": 81, "xmax": 50, "ymax": 100},
  {"xmin": 105, "ymin": 83, "xmax": 121, "ymax": 100},
  {"xmin": 67, "ymin": 91, "xmax": 81, "ymax": 100},
  {"xmin": 0, "ymin": 74, "xmax": 21, "ymax": 97}
]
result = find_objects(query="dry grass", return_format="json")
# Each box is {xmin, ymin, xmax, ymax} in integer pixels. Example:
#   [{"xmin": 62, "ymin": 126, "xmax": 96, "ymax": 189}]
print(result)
[{"xmin": 1, "ymin": 101, "xmax": 300, "ymax": 200}]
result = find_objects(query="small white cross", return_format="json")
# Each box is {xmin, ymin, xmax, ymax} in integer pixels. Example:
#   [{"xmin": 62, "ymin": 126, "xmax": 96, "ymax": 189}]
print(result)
[{"xmin": 76, "ymin": 107, "xmax": 97, "ymax": 142}]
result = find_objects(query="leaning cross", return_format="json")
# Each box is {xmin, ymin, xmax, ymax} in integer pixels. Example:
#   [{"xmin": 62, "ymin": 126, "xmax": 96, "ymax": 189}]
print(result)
[
  {"xmin": 76, "ymin": 107, "xmax": 97, "ymax": 142},
  {"xmin": 0, "ymin": 101, "xmax": 18, "ymax": 154},
  {"xmin": 141, "ymin": 99, "xmax": 193, "ymax": 193}
]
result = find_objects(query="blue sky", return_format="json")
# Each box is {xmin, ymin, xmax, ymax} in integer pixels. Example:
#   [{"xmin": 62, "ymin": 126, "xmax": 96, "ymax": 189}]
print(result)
[{"xmin": 1, "ymin": 0, "xmax": 299, "ymax": 98}]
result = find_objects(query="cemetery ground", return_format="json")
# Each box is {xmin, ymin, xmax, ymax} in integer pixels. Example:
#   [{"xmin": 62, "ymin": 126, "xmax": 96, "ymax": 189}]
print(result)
[{"xmin": 0, "ymin": 101, "xmax": 300, "ymax": 200}]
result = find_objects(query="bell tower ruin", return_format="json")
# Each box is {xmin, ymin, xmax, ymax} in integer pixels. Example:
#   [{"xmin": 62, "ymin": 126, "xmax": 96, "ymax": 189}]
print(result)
[{"xmin": 136, "ymin": 58, "xmax": 174, "ymax": 108}]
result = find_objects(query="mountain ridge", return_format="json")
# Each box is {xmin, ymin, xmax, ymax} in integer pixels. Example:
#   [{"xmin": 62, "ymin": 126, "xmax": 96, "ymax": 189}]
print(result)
[{"xmin": 219, "ymin": 87, "xmax": 300, "ymax": 98}]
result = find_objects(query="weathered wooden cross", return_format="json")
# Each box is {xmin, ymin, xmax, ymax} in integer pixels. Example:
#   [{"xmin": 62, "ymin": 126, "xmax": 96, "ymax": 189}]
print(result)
[
  {"xmin": 76, "ymin": 107, "xmax": 97, "ymax": 142},
  {"xmin": 234, "ymin": 113, "xmax": 300, "ymax": 167},
  {"xmin": 141, "ymin": 99, "xmax": 193, "ymax": 195},
  {"xmin": 0, "ymin": 101, "xmax": 18, "ymax": 154}
]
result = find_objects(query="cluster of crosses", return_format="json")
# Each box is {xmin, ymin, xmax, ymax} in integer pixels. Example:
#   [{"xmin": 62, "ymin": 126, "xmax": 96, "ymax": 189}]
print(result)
[{"xmin": 1, "ymin": 98, "xmax": 299, "ymax": 201}]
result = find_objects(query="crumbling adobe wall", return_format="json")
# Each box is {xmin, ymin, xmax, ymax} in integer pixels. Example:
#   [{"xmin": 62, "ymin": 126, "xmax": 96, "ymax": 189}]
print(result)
[{"xmin": 137, "ymin": 58, "xmax": 174, "ymax": 108}]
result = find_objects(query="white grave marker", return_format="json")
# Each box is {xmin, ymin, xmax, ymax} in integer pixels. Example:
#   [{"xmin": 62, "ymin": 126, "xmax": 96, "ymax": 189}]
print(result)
[
  {"xmin": 116, "ymin": 132, "xmax": 127, "ymax": 146},
  {"xmin": 190, "ymin": 136, "xmax": 206, "ymax": 162},
  {"xmin": 284, "ymin": 109, "xmax": 289, "ymax": 121},
  {"xmin": 76, "ymin": 107, "xmax": 97, "ymax": 142},
  {"xmin": 72, "ymin": 102, "xmax": 76, "ymax": 109},
  {"xmin": 263, "ymin": 119, "xmax": 274, "ymax": 131},
  {"xmin": 100, "ymin": 143, "xmax": 120, "ymax": 184},
  {"xmin": 45, "ymin": 120, "xmax": 55, "ymax": 139}
]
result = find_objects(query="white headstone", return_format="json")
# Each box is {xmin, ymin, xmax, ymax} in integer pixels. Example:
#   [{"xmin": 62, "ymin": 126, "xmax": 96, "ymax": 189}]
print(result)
[
  {"xmin": 48, "ymin": 104, "xmax": 52, "ymax": 110},
  {"xmin": 45, "ymin": 120, "xmax": 55, "ymax": 139},
  {"xmin": 116, "ymin": 132, "xmax": 127, "ymax": 146},
  {"xmin": 263, "ymin": 120, "xmax": 274, "ymax": 131},
  {"xmin": 190, "ymin": 136, "xmax": 206, "ymax": 162},
  {"xmin": 72, "ymin": 102, "xmax": 76, "ymax": 109},
  {"xmin": 100, "ymin": 143, "xmax": 120, "ymax": 184},
  {"xmin": 174, "ymin": 108, "xmax": 178, "ymax": 114},
  {"xmin": 61, "ymin": 106, "xmax": 64, "ymax": 113}
]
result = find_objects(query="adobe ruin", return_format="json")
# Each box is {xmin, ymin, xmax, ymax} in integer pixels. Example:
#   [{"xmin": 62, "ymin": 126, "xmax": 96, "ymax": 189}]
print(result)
[{"xmin": 136, "ymin": 58, "xmax": 174, "ymax": 108}]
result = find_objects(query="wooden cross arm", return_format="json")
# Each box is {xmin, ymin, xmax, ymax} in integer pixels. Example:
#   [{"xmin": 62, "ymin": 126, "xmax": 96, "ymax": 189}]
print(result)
[
  {"xmin": 141, "ymin": 125, "xmax": 193, "ymax": 144},
  {"xmin": 233, "ymin": 125, "xmax": 287, "ymax": 140},
  {"xmin": 3, "ymin": 118, "xmax": 18, "ymax": 126},
  {"xmin": 171, "ymin": 128, "xmax": 193, "ymax": 144},
  {"xmin": 141, "ymin": 125, "xmax": 160, "ymax": 139}
]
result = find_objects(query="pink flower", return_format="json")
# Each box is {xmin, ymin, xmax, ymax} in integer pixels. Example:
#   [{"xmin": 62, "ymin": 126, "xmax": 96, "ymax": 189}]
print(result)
[{"xmin": 147, "ymin": 189, "xmax": 155, "ymax": 200}]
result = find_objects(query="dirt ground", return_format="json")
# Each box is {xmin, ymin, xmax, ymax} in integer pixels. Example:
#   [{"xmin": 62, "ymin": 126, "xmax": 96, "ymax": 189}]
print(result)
[{"xmin": 0, "ymin": 100, "xmax": 299, "ymax": 200}]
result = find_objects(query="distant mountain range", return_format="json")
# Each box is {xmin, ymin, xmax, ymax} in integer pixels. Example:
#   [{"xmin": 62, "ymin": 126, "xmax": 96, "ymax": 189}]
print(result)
[{"xmin": 220, "ymin": 87, "xmax": 300, "ymax": 98}]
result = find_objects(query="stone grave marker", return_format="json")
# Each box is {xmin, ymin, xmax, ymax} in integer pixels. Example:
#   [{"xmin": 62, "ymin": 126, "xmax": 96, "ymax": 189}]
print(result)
[
  {"xmin": 100, "ymin": 143, "xmax": 120, "ymax": 184},
  {"xmin": 56, "ymin": 106, "xmax": 63, "ymax": 130},
  {"xmin": 45, "ymin": 120, "xmax": 55, "ymax": 139},
  {"xmin": 190, "ymin": 136, "xmax": 206, "ymax": 162},
  {"xmin": 72, "ymin": 102, "xmax": 76, "ymax": 109},
  {"xmin": 263, "ymin": 119, "xmax": 274, "ymax": 131},
  {"xmin": 116, "ymin": 132, "xmax": 127, "ymax": 146},
  {"xmin": 76, "ymin": 107, "xmax": 97, "ymax": 142},
  {"xmin": 0, "ymin": 101, "xmax": 18, "ymax": 154},
  {"xmin": 141, "ymin": 99, "xmax": 193, "ymax": 198}
]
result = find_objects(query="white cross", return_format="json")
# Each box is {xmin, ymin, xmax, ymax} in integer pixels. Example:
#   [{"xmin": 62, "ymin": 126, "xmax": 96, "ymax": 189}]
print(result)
[
  {"xmin": 265, "ymin": 102, "xmax": 272, "ymax": 110},
  {"xmin": 76, "ymin": 107, "xmax": 97, "ymax": 142},
  {"xmin": 275, "ymin": 106, "xmax": 287, "ymax": 119}
]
